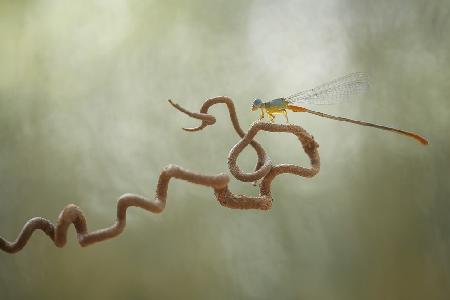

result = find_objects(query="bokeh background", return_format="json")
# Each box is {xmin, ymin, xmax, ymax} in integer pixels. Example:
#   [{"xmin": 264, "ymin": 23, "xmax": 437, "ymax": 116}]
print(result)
[{"xmin": 1, "ymin": 0, "xmax": 449, "ymax": 299}]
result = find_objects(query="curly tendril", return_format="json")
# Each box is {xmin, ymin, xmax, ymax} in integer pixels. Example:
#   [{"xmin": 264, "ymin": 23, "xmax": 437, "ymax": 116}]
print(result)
[{"xmin": 0, "ymin": 97, "xmax": 319, "ymax": 254}]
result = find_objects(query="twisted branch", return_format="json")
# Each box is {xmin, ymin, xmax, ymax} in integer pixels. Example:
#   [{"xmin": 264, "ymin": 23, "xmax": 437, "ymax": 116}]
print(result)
[{"xmin": 0, "ymin": 97, "xmax": 319, "ymax": 254}]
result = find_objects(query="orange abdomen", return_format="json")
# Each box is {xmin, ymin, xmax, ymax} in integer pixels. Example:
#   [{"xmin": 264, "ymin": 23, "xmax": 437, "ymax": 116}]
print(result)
[{"xmin": 287, "ymin": 105, "xmax": 307, "ymax": 112}]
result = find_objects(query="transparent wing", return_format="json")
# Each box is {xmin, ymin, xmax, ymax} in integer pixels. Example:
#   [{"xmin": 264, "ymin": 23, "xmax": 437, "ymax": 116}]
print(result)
[{"xmin": 285, "ymin": 72, "xmax": 369, "ymax": 105}]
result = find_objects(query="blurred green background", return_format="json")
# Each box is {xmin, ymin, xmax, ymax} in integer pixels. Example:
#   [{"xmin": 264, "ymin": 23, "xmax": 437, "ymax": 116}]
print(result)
[{"xmin": 0, "ymin": 0, "xmax": 449, "ymax": 299}]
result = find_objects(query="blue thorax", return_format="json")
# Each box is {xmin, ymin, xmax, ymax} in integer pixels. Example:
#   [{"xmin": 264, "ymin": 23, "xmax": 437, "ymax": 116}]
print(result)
[{"xmin": 265, "ymin": 98, "xmax": 287, "ymax": 108}]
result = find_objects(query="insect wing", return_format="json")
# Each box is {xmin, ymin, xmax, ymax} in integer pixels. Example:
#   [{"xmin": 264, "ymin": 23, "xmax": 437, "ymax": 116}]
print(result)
[{"xmin": 285, "ymin": 72, "xmax": 369, "ymax": 105}]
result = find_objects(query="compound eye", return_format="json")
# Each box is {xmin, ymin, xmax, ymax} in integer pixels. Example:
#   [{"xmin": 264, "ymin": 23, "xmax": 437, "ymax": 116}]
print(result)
[{"xmin": 254, "ymin": 99, "xmax": 262, "ymax": 106}]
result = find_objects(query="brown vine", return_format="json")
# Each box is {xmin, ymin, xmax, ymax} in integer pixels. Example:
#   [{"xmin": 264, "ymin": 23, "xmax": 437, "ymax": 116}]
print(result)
[{"xmin": 0, "ymin": 97, "xmax": 320, "ymax": 254}]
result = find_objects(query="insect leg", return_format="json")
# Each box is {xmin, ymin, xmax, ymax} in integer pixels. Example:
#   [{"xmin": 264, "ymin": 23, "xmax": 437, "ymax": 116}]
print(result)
[
  {"xmin": 259, "ymin": 108, "xmax": 265, "ymax": 120},
  {"xmin": 283, "ymin": 110, "xmax": 289, "ymax": 124}
]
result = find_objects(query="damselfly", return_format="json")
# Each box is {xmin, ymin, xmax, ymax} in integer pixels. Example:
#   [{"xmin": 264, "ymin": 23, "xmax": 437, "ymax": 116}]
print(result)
[{"xmin": 251, "ymin": 73, "xmax": 428, "ymax": 145}]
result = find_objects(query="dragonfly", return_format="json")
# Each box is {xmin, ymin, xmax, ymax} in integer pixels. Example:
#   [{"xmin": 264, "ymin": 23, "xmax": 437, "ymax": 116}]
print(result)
[{"xmin": 251, "ymin": 72, "xmax": 429, "ymax": 145}]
